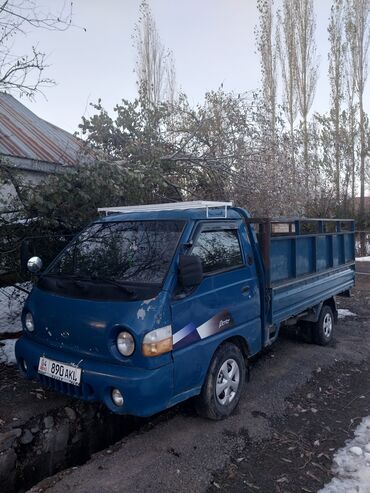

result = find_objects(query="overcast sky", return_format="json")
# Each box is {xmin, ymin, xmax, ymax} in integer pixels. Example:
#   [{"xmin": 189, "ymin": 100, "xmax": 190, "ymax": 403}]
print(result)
[{"xmin": 16, "ymin": 0, "xmax": 366, "ymax": 134}]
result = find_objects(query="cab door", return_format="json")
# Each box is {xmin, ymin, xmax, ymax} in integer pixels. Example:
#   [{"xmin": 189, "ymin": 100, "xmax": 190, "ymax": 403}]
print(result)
[{"xmin": 170, "ymin": 220, "xmax": 261, "ymax": 397}]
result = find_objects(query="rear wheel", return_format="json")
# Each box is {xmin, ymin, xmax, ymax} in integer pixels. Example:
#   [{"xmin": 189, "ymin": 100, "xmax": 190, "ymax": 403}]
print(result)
[
  {"xmin": 195, "ymin": 342, "xmax": 246, "ymax": 420},
  {"xmin": 312, "ymin": 305, "xmax": 334, "ymax": 346}
]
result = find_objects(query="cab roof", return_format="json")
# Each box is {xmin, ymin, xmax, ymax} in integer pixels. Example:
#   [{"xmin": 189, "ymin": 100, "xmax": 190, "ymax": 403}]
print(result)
[{"xmin": 97, "ymin": 207, "xmax": 243, "ymax": 223}]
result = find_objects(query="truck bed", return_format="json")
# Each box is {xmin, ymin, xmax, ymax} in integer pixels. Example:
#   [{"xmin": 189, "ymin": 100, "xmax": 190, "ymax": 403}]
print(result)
[
  {"xmin": 268, "ymin": 219, "xmax": 355, "ymax": 325},
  {"xmin": 271, "ymin": 265, "xmax": 354, "ymax": 324},
  {"xmin": 243, "ymin": 217, "xmax": 356, "ymax": 328}
]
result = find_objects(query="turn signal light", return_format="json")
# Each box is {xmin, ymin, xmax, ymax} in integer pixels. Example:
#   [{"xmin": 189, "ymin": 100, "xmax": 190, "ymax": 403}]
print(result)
[{"xmin": 142, "ymin": 325, "xmax": 173, "ymax": 357}]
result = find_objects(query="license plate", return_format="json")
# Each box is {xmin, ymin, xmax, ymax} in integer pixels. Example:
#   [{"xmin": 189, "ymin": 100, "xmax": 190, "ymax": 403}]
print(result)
[{"xmin": 38, "ymin": 357, "xmax": 81, "ymax": 386}]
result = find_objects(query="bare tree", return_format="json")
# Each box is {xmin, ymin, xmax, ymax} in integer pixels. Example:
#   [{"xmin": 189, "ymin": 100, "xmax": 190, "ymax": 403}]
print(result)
[
  {"xmin": 328, "ymin": 0, "xmax": 346, "ymax": 205},
  {"xmin": 0, "ymin": 1, "xmax": 73, "ymax": 98},
  {"xmin": 256, "ymin": 0, "xmax": 277, "ymax": 135},
  {"xmin": 294, "ymin": 0, "xmax": 319, "ymax": 184},
  {"xmin": 277, "ymin": 0, "xmax": 298, "ymax": 179},
  {"xmin": 133, "ymin": 0, "xmax": 176, "ymax": 105},
  {"xmin": 344, "ymin": 26, "xmax": 358, "ymax": 214},
  {"xmin": 345, "ymin": 0, "xmax": 370, "ymax": 226},
  {"xmin": 165, "ymin": 51, "xmax": 176, "ymax": 105}
]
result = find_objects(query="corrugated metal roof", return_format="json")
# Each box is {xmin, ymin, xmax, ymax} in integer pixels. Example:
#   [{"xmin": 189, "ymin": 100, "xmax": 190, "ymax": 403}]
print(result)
[{"xmin": 0, "ymin": 93, "xmax": 86, "ymax": 166}]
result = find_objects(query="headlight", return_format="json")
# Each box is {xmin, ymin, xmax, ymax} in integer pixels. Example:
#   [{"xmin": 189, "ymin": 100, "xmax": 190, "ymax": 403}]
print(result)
[
  {"xmin": 142, "ymin": 325, "xmax": 172, "ymax": 357},
  {"xmin": 25, "ymin": 312, "xmax": 34, "ymax": 332},
  {"xmin": 117, "ymin": 331, "xmax": 135, "ymax": 356}
]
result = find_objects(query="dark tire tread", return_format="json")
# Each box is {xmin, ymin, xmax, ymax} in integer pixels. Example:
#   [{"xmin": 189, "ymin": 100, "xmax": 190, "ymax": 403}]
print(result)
[
  {"xmin": 195, "ymin": 342, "xmax": 246, "ymax": 420},
  {"xmin": 312, "ymin": 305, "xmax": 334, "ymax": 346}
]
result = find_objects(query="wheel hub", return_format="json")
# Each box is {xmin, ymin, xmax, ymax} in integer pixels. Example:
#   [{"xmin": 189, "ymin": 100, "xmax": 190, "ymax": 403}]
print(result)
[
  {"xmin": 216, "ymin": 358, "xmax": 240, "ymax": 406},
  {"xmin": 323, "ymin": 313, "xmax": 333, "ymax": 338}
]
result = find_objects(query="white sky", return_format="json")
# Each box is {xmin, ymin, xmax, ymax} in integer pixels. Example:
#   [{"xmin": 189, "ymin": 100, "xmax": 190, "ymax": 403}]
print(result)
[{"xmin": 14, "ymin": 0, "xmax": 368, "ymax": 134}]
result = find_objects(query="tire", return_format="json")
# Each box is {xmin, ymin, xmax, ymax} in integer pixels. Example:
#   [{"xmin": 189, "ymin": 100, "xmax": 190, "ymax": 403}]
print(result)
[
  {"xmin": 195, "ymin": 342, "xmax": 246, "ymax": 420},
  {"xmin": 312, "ymin": 305, "xmax": 335, "ymax": 346}
]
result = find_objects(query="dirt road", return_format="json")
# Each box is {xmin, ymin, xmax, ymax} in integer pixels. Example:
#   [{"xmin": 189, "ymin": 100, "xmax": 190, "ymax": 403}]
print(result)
[{"xmin": 30, "ymin": 274, "xmax": 370, "ymax": 493}]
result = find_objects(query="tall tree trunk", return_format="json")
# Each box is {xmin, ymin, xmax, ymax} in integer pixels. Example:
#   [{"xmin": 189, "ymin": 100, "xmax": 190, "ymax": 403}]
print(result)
[
  {"xmin": 256, "ymin": 0, "xmax": 277, "ymax": 137},
  {"xmin": 294, "ymin": 0, "xmax": 318, "ymax": 193},
  {"xmin": 277, "ymin": 0, "xmax": 298, "ymax": 183},
  {"xmin": 290, "ymin": 117, "xmax": 296, "ymax": 183},
  {"xmin": 345, "ymin": 0, "xmax": 370, "ymax": 226},
  {"xmin": 303, "ymin": 112, "xmax": 309, "ymax": 188},
  {"xmin": 328, "ymin": 0, "xmax": 346, "ymax": 206},
  {"xmin": 359, "ymin": 90, "xmax": 366, "ymax": 225}
]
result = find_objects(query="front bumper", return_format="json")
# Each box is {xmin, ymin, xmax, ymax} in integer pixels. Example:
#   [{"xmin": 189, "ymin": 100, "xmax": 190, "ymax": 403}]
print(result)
[{"xmin": 15, "ymin": 336, "xmax": 173, "ymax": 417}]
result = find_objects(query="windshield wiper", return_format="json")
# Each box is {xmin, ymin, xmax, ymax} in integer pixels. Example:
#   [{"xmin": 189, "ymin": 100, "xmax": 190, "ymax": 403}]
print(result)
[
  {"xmin": 89, "ymin": 275, "xmax": 135, "ymax": 296},
  {"xmin": 45, "ymin": 272, "xmax": 83, "ymax": 279},
  {"xmin": 44, "ymin": 273, "xmax": 136, "ymax": 297}
]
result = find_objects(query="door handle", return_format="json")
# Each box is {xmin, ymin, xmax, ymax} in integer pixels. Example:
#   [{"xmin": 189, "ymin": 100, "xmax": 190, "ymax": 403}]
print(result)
[{"xmin": 241, "ymin": 285, "xmax": 250, "ymax": 296}]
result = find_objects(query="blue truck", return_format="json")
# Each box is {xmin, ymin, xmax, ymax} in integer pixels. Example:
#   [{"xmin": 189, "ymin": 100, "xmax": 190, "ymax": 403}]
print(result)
[{"xmin": 15, "ymin": 201, "xmax": 355, "ymax": 419}]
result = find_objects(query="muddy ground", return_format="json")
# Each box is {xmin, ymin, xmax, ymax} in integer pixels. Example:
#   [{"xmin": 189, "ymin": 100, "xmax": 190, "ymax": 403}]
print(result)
[
  {"xmin": 210, "ymin": 360, "xmax": 370, "ymax": 492},
  {"xmin": 209, "ymin": 272, "xmax": 370, "ymax": 493},
  {"xmin": 26, "ymin": 272, "xmax": 370, "ymax": 493}
]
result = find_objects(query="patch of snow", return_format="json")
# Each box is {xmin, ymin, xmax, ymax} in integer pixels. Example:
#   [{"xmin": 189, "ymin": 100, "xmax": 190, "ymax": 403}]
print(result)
[
  {"xmin": 320, "ymin": 416, "xmax": 370, "ymax": 493},
  {"xmin": 0, "ymin": 339, "xmax": 16, "ymax": 365},
  {"xmin": 356, "ymin": 256, "xmax": 370, "ymax": 262},
  {"xmin": 0, "ymin": 284, "xmax": 30, "ymax": 334},
  {"xmin": 349, "ymin": 446, "xmax": 363, "ymax": 456},
  {"xmin": 338, "ymin": 309, "xmax": 357, "ymax": 319}
]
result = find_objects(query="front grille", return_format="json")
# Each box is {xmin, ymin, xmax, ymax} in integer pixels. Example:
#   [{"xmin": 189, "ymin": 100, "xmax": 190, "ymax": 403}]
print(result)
[{"xmin": 38, "ymin": 373, "xmax": 95, "ymax": 400}]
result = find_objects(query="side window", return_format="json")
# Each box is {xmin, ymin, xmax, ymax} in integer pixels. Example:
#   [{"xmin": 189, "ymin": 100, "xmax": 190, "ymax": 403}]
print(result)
[{"xmin": 191, "ymin": 229, "xmax": 244, "ymax": 274}]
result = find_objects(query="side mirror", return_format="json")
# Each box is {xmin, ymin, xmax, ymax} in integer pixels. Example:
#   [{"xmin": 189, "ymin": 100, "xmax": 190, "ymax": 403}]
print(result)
[
  {"xmin": 178, "ymin": 254, "xmax": 203, "ymax": 288},
  {"xmin": 27, "ymin": 256, "xmax": 43, "ymax": 274}
]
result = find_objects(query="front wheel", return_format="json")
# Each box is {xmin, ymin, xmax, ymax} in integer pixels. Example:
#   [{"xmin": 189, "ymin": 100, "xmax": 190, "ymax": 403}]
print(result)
[
  {"xmin": 195, "ymin": 342, "xmax": 246, "ymax": 420},
  {"xmin": 312, "ymin": 305, "xmax": 335, "ymax": 346}
]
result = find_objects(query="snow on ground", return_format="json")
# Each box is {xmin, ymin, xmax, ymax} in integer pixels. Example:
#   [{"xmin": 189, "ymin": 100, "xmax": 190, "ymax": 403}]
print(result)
[
  {"xmin": 338, "ymin": 309, "xmax": 357, "ymax": 319},
  {"xmin": 356, "ymin": 257, "xmax": 370, "ymax": 262},
  {"xmin": 0, "ymin": 339, "xmax": 16, "ymax": 365},
  {"xmin": 0, "ymin": 284, "xmax": 29, "ymax": 334},
  {"xmin": 320, "ymin": 416, "xmax": 370, "ymax": 493}
]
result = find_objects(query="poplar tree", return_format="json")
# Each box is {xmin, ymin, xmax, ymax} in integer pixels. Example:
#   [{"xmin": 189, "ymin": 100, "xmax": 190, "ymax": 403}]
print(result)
[
  {"xmin": 328, "ymin": 0, "xmax": 346, "ymax": 205},
  {"xmin": 294, "ymin": 0, "xmax": 319, "ymax": 186},
  {"xmin": 345, "ymin": 0, "xmax": 370, "ymax": 226},
  {"xmin": 277, "ymin": 0, "xmax": 298, "ymax": 179},
  {"xmin": 345, "ymin": 32, "xmax": 358, "ymax": 214},
  {"xmin": 133, "ymin": 0, "xmax": 176, "ymax": 105},
  {"xmin": 256, "ymin": 0, "xmax": 277, "ymax": 136}
]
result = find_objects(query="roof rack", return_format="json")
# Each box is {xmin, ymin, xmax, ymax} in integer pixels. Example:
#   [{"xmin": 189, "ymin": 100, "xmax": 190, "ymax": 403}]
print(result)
[{"xmin": 98, "ymin": 201, "xmax": 233, "ymax": 218}]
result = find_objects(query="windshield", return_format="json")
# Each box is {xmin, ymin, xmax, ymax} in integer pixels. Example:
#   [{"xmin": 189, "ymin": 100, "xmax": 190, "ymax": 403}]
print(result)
[{"xmin": 47, "ymin": 220, "xmax": 185, "ymax": 285}]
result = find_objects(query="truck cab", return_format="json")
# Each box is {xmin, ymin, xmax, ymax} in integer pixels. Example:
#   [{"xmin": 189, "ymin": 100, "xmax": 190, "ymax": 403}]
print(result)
[{"xmin": 15, "ymin": 201, "xmax": 355, "ymax": 419}]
